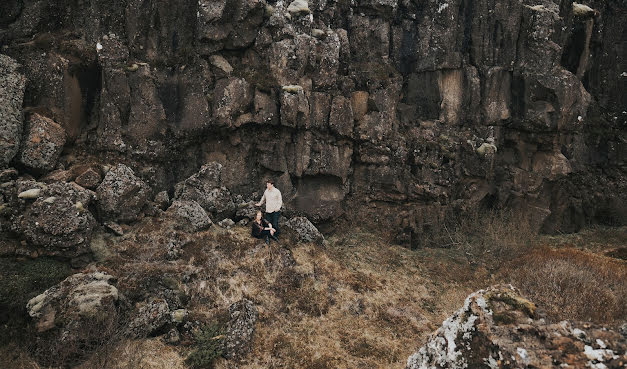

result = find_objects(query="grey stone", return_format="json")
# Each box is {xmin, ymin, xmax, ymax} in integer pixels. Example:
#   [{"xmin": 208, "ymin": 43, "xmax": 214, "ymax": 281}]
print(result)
[
  {"xmin": 126, "ymin": 299, "xmax": 171, "ymax": 338},
  {"xmin": 224, "ymin": 299, "xmax": 258, "ymax": 360},
  {"xmin": 27, "ymin": 271, "xmax": 118, "ymax": 333},
  {"xmin": 18, "ymin": 113, "xmax": 66, "ymax": 171},
  {"xmin": 0, "ymin": 55, "xmax": 26, "ymax": 167},
  {"xmin": 96, "ymin": 164, "xmax": 151, "ymax": 222},
  {"xmin": 166, "ymin": 200, "xmax": 212, "ymax": 232},
  {"xmin": 285, "ymin": 216, "xmax": 324, "ymax": 244}
]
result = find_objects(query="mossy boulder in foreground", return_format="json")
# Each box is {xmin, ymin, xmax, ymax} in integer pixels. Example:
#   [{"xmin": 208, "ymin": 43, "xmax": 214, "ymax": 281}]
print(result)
[{"xmin": 406, "ymin": 284, "xmax": 627, "ymax": 369}]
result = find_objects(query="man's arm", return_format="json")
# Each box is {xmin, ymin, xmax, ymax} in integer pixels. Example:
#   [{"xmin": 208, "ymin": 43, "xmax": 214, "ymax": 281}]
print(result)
[
  {"xmin": 255, "ymin": 191, "xmax": 266, "ymax": 207},
  {"xmin": 277, "ymin": 190, "xmax": 283, "ymax": 210}
]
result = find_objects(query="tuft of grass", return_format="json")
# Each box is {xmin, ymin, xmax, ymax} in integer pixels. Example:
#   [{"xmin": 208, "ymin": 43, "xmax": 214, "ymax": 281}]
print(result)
[
  {"xmin": 500, "ymin": 247, "xmax": 627, "ymax": 323},
  {"xmin": 186, "ymin": 323, "xmax": 225, "ymax": 369}
]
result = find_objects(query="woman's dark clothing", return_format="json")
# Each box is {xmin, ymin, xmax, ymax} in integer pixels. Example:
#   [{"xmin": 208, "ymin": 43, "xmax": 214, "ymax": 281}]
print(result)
[{"xmin": 251, "ymin": 219, "xmax": 271, "ymax": 239}]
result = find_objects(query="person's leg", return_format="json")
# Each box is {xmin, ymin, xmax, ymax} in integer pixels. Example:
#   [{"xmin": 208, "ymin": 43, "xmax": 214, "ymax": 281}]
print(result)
[
  {"xmin": 260, "ymin": 229, "xmax": 271, "ymax": 244},
  {"xmin": 271, "ymin": 211, "xmax": 280, "ymax": 237}
]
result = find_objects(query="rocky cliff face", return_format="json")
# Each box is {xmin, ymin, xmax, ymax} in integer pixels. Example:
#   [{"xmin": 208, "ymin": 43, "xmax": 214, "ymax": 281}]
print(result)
[{"xmin": 0, "ymin": 0, "xmax": 625, "ymax": 244}]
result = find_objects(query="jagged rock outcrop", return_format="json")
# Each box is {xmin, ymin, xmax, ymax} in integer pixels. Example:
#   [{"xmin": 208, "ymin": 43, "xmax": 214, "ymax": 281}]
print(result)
[
  {"xmin": 224, "ymin": 298, "xmax": 259, "ymax": 360},
  {"xmin": 174, "ymin": 162, "xmax": 236, "ymax": 220},
  {"xmin": 165, "ymin": 200, "xmax": 212, "ymax": 232},
  {"xmin": 285, "ymin": 216, "xmax": 324, "ymax": 244},
  {"xmin": 126, "ymin": 298, "xmax": 171, "ymax": 338},
  {"xmin": 0, "ymin": 0, "xmax": 624, "ymax": 238},
  {"xmin": 96, "ymin": 164, "xmax": 151, "ymax": 222},
  {"xmin": 406, "ymin": 285, "xmax": 627, "ymax": 369},
  {"xmin": 27, "ymin": 271, "xmax": 118, "ymax": 332},
  {"xmin": 0, "ymin": 55, "xmax": 26, "ymax": 167}
]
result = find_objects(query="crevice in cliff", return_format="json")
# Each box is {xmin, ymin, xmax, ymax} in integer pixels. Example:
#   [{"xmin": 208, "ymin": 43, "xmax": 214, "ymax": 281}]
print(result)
[{"xmin": 560, "ymin": 18, "xmax": 594, "ymax": 83}]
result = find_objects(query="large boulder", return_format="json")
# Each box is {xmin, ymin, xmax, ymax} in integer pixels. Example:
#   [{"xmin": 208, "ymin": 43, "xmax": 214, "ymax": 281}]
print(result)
[
  {"xmin": 27, "ymin": 271, "xmax": 118, "ymax": 331},
  {"xmin": 165, "ymin": 200, "xmax": 212, "ymax": 232},
  {"xmin": 125, "ymin": 298, "xmax": 171, "ymax": 338},
  {"xmin": 0, "ymin": 55, "xmax": 26, "ymax": 167},
  {"xmin": 16, "ymin": 182, "xmax": 97, "ymax": 261},
  {"xmin": 285, "ymin": 216, "xmax": 324, "ymax": 244},
  {"xmin": 406, "ymin": 285, "xmax": 627, "ymax": 369},
  {"xmin": 96, "ymin": 164, "xmax": 151, "ymax": 222},
  {"xmin": 26, "ymin": 271, "xmax": 119, "ymax": 365},
  {"xmin": 224, "ymin": 299, "xmax": 258, "ymax": 360},
  {"xmin": 235, "ymin": 201, "xmax": 259, "ymax": 220},
  {"xmin": 174, "ymin": 162, "xmax": 235, "ymax": 219},
  {"xmin": 18, "ymin": 113, "xmax": 66, "ymax": 172}
]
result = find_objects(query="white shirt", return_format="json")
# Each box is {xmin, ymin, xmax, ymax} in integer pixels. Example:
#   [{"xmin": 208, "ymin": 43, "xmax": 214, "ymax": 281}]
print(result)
[{"xmin": 259, "ymin": 187, "xmax": 282, "ymax": 213}]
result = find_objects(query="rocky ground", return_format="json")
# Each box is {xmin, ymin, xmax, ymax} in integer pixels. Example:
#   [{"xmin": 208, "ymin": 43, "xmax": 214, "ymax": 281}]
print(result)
[{"xmin": 1, "ymin": 192, "xmax": 625, "ymax": 368}]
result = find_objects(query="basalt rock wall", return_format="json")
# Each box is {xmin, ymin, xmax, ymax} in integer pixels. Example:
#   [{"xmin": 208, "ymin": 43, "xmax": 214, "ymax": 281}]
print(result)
[{"xmin": 1, "ymin": 0, "xmax": 625, "ymax": 244}]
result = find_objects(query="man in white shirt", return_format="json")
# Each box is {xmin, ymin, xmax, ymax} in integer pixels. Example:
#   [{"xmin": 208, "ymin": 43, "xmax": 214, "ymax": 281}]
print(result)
[{"xmin": 256, "ymin": 180, "xmax": 283, "ymax": 239}]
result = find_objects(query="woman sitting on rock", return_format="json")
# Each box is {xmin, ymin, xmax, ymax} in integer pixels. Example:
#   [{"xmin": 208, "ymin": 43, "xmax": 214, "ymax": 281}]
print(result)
[{"xmin": 251, "ymin": 210, "xmax": 278, "ymax": 244}]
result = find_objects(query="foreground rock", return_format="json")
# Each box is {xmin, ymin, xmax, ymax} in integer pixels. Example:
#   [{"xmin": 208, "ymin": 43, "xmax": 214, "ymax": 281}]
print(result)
[
  {"xmin": 26, "ymin": 271, "xmax": 119, "ymax": 365},
  {"xmin": 0, "ymin": 55, "xmax": 26, "ymax": 167},
  {"xmin": 406, "ymin": 285, "xmax": 627, "ymax": 369},
  {"xmin": 96, "ymin": 164, "xmax": 151, "ymax": 222},
  {"xmin": 15, "ymin": 181, "xmax": 97, "ymax": 262},
  {"xmin": 224, "ymin": 299, "xmax": 258, "ymax": 360},
  {"xmin": 27, "ymin": 271, "xmax": 119, "ymax": 332},
  {"xmin": 285, "ymin": 216, "xmax": 324, "ymax": 244}
]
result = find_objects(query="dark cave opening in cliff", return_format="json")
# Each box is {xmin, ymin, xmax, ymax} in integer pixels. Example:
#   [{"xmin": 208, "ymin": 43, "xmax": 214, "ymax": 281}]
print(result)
[
  {"xmin": 75, "ymin": 61, "xmax": 102, "ymax": 129},
  {"xmin": 561, "ymin": 24, "xmax": 586, "ymax": 74}
]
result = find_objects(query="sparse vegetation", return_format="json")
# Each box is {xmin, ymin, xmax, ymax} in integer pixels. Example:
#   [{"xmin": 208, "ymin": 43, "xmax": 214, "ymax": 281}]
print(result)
[
  {"xmin": 437, "ymin": 208, "xmax": 538, "ymax": 264},
  {"xmin": 186, "ymin": 323, "xmax": 225, "ymax": 369},
  {"xmin": 2, "ymin": 216, "xmax": 625, "ymax": 368},
  {"xmin": 501, "ymin": 247, "xmax": 627, "ymax": 323}
]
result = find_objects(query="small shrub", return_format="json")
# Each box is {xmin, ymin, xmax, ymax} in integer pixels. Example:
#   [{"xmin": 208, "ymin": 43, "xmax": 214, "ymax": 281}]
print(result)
[
  {"xmin": 436, "ymin": 208, "xmax": 537, "ymax": 264},
  {"xmin": 186, "ymin": 323, "xmax": 224, "ymax": 369}
]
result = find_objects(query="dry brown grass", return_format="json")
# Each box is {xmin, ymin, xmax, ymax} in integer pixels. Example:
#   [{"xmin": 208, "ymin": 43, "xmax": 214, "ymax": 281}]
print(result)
[
  {"xmin": 206, "ymin": 227, "xmax": 485, "ymax": 369},
  {"xmin": 500, "ymin": 247, "xmax": 627, "ymax": 323},
  {"xmin": 441, "ymin": 208, "xmax": 538, "ymax": 264},
  {"xmin": 10, "ymin": 212, "xmax": 624, "ymax": 369}
]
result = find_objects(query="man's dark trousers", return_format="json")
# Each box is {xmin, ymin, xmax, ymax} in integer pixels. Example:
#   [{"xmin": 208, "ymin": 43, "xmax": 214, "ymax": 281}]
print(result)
[{"xmin": 265, "ymin": 211, "xmax": 280, "ymax": 237}]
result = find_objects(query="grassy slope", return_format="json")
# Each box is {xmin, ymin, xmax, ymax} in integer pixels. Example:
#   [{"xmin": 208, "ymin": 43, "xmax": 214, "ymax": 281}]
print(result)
[{"xmin": 2, "ymin": 222, "xmax": 625, "ymax": 369}]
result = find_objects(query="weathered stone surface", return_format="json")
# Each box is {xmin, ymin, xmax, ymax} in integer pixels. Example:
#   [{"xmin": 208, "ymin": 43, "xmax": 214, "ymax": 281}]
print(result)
[
  {"xmin": 18, "ymin": 113, "xmax": 66, "ymax": 172},
  {"xmin": 224, "ymin": 299, "xmax": 258, "ymax": 360},
  {"xmin": 25, "ymin": 271, "xmax": 119, "ymax": 364},
  {"xmin": 174, "ymin": 162, "xmax": 236, "ymax": 219},
  {"xmin": 329, "ymin": 96, "xmax": 354, "ymax": 137},
  {"xmin": 17, "ymin": 182, "xmax": 96, "ymax": 259},
  {"xmin": 27, "ymin": 271, "xmax": 118, "ymax": 333},
  {"xmin": 285, "ymin": 216, "xmax": 324, "ymax": 244},
  {"xmin": 96, "ymin": 164, "xmax": 151, "ymax": 222},
  {"xmin": 280, "ymin": 89, "xmax": 309, "ymax": 127},
  {"xmin": 165, "ymin": 200, "xmax": 212, "ymax": 232},
  {"xmin": 213, "ymin": 77, "xmax": 253, "ymax": 126},
  {"xmin": 126, "ymin": 299, "xmax": 171, "ymax": 338},
  {"xmin": 406, "ymin": 285, "xmax": 627, "ymax": 369},
  {"xmin": 235, "ymin": 201, "xmax": 259, "ymax": 220},
  {"xmin": 74, "ymin": 167, "xmax": 102, "ymax": 189},
  {"xmin": 0, "ymin": 55, "xmax": 26, "ymax": 167},
  {"xmin": 217, "ymin": 218, "xmax": 235, "ymax": 228},
  {"xmin": 154, "ymin": 190, "xmax": 170, "ymax": 209},
  {"xmin": 0, "ymin": 0, "xmax": 624, "ymax": 235}
]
